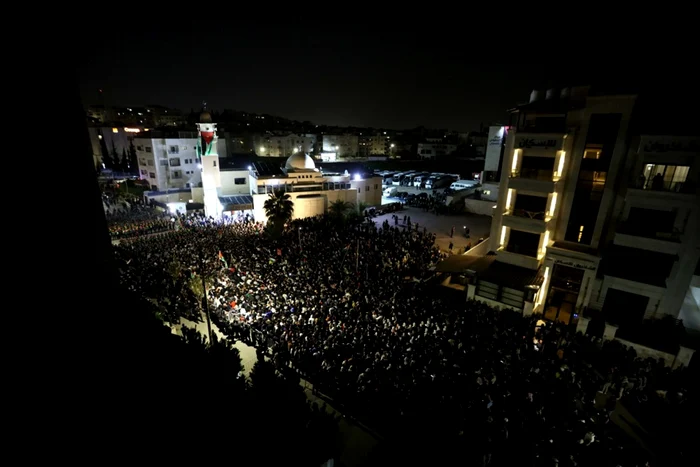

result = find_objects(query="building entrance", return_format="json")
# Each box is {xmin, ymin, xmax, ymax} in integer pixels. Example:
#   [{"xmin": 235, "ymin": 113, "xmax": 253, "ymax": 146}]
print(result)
[{"xmin": 544, "ymin": 264, "xmax": 585, "ymax": 324}]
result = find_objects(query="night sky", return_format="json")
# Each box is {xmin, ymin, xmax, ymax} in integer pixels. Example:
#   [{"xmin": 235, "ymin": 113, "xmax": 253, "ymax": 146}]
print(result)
[{"xmin": 78, "ymin": 28, "xmax": 691, "ymax": 132}]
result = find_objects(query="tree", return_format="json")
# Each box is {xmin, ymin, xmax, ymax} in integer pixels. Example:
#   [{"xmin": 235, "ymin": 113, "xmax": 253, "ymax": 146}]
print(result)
[
  {"xmin": 328, "ymin": 199, "xmax": 352, "ymax": 219},
  {"xmin": 263, "ymin": 189, "xmax": 294, "ymax": 237},
  {"xmin": 128, "ymin": 140, "xmax": 139, "ymax": 174},
  {"xmin": 99, "ymin": 130, "xmax": 112, "ymax": 169},
  {"xmin": 111, "ymin": 141, "xmax": 121, "ymax": 172},
  {"xmin": 347, "ymin": 201, "xmax": 369, "ymax": 224}
]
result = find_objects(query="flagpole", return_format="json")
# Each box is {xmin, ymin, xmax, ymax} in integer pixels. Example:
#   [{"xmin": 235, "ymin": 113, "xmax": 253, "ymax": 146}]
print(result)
[{"xmin": 198, "ymin": 250, "xmax": 213, "ymax": 343}]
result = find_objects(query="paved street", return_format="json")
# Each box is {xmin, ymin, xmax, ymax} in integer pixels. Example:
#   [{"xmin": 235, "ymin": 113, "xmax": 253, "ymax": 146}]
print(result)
[{"xmin": 372, "ymin": 203, "xmax": 492, "ymax": 254}]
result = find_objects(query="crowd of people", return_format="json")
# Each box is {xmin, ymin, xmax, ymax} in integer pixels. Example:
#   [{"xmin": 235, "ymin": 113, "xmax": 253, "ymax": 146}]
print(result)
[{"xmin": 112, "ymin": 211, "xmax": 694, "ymax": 466}]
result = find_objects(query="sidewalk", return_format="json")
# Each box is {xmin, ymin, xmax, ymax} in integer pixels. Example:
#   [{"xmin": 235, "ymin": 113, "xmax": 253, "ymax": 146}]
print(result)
[{"xmin": 371, "ymin": 205, "xmax": 492, "ymax": 254}]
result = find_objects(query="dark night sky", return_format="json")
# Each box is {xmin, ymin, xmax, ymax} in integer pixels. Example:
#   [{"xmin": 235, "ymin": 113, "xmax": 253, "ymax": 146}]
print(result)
[{"xmin": 78, "ymin": 27, "xmax": 693, "ymax": 132}]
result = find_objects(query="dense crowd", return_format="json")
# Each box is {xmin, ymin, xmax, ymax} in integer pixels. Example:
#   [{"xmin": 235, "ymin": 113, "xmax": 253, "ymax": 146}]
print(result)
[
  {"xmin": 114, "ymin": 214, "xmax": 692, "ymax": 466},
  {"xmin": 105, "ymin": 197, "xmax": 175, "ymax": 240}
]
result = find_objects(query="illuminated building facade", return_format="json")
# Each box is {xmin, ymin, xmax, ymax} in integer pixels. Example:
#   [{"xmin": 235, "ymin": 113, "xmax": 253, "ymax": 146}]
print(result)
[
  {"xmin": 134, "ymin": 127, "xmax": 227, "ymax": 194},
  {"xmin": 250, "ymin": 153, "xmax": 382, "ymax": 222},
  {"xmin": 476, "ymin": 86, "xmax": 699, "ymax": 330}
]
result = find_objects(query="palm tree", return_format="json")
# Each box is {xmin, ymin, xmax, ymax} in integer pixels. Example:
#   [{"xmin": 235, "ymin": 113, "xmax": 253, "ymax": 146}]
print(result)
[
  {"xmin": 263, "ymin": 189, "xmax": 294, "ymax": 236},
  {"xmin": 328, "ymin": 199, "xmax": 352, "ymax": 218}
]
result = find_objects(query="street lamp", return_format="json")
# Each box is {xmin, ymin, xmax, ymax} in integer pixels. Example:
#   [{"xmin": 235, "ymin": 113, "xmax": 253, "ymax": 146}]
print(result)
[{"xmin": 260, "ymin": 146, "xmax": 266, "ymax": 154}]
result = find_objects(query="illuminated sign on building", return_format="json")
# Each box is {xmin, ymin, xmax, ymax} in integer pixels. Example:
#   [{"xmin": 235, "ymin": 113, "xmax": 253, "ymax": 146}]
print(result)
[
  {"xmin": 484, "ymin": 126, "xmax": 506, "ymax": 172},
  {"xmin": 517, "ymin": 138, "xmax": 559, "ymax": 149}
]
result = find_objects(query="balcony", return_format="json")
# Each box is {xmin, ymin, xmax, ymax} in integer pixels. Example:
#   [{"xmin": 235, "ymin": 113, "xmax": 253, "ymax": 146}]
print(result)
[
  {"xmin": 509, "ymin": 169, "xmax": 556, "ymax": 193},
  {"xmin": 503, "ymin": 209, "xmax": 547, "ymax": 234},
  {"xmin": 614, "ymin": 222, "xmax": 681, "ymax": 255}
]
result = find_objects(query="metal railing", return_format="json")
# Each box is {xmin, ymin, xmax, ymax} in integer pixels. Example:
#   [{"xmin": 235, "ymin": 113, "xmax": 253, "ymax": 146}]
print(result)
[{"xmin": 511, "ymin": 208, "xmax": 546, "ymax": 220}]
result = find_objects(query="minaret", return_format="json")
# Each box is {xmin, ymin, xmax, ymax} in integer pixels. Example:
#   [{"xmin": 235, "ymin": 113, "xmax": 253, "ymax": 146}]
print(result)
[{"xmin": 196, "ymin": 109, "xmax": 221, "ymax": 218}]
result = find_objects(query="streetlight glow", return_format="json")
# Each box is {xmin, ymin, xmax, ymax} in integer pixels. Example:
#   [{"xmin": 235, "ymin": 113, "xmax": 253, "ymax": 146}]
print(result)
[{"xmin": 260, "ymin": 146, "xmax": 266, "ymax": 153}]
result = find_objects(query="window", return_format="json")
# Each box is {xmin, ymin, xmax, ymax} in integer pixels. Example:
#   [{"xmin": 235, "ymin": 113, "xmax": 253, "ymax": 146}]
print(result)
[
  {"xmin": 172, "ymin": 170, "xmax": 182, "ymax": 179},
  {"xmin": 234, "ymin": 177, "xmax": 246, "ymax": 185},
  {"xmin": 140, "ymin": 169, "xmax": 147, "ymax": 175},
  {"xmin": 137, "ymin": 146, "xmax": 144, "ymax": 151},
  {"xmin": 160, "ymin": 160, "xmax": 169, "ymax": 166},
  {"xmin": 149, "ymin": 172, "xmax": 156, "ymax": 178},
  {"xmin": 374, "ymin": 184, "xmax": 378, "ymax": 190},
  {"xmin": 169, "ymin": 145, "xmax": 179, "ymax": 154},
  {"xmin": 365, "ymin": 186, "xmax": 369, "ymax": 191},
  {"xmin": 357, "ymin": 188, "xmax": 361, "ymax": 193},
  {"xmin": 476, "ymin": 280, "xmax": 499, "ymax": 301},
  {"xmin": 147, "ymin": 160, "xmax": 154, "ymax": 167},
  {"xmin": 170, "ymin": 158, "xmax": 181, "ymax": 167},
  {"xmin": 213, "ymin": 160, "xmax": 217, "ymax": 167},
  {"xmin": 139, "ymin": 159, "xmax": 146, "ymax": 165},
  {"xmin": 583, "ymin": 148, "xmax": 601, "ymax": 159},
  {"xmin": 145, "ymin": 147, "xmax": 152, "ymax": 153},
  {"xmin": 642, "ymin": 164, "xmax": 690, "ymax": 191}
]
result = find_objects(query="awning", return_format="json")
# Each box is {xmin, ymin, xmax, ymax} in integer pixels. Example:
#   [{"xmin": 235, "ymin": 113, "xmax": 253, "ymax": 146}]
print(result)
[
  {"xmin": 186, "ymin": 202, "xmax": 204, "ymax": 211},
  {"xmin": 436, "ymin": 254, "xmax": 495, "ymax": 274},
  {"xmin": 479, "ymin": 259, "xmax": 543, "ymax": 290},
  {"xmin": 219, "ymin": 195, "xmax": 254, "ymax": 211}
]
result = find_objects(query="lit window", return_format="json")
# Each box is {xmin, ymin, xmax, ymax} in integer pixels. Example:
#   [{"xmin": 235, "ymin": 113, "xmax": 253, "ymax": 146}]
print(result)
[
  {"xmin": 112, "ymin": 128, "xmax": 119, "ymax": 133},
  {"xmin": 577, "ymin": 225, "xmax": 584, "ymax": 243}
]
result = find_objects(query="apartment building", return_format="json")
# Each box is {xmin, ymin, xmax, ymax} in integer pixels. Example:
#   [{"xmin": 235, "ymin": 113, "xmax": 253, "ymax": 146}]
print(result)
[
  {"xmin": 473, "ymin": 86, "xmax": 699, "ymax": 331},
  {"xmin": 321, "ymin": 134, "xmax": 359, "ymax": 158},
  {"xmin": 134, "ymin": 130, "xmax": 227, "ymax": 191},
  {"xmin": 255, "ymin": 133, "xmax": 316, "ymax": 157}
]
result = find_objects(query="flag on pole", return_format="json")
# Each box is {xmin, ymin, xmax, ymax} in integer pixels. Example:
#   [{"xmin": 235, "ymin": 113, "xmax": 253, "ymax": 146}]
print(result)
[{"xmin": 218, "ymin": 251, "xmax": 228, "ymax": 269}]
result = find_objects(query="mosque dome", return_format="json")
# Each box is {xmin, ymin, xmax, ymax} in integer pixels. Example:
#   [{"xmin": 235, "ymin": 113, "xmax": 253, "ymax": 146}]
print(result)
[
  {"xmin": 199, "ymin": 111, "xmax": 213, "ymax": 123},
  {"xmin": 285, "ymin": 152, "xmax": 316, "ymax": 171}
]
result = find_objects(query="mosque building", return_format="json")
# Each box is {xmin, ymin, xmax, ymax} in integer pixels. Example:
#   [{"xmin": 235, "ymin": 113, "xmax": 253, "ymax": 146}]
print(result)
[{"xmin": 176, "ymin": 111, "xmax": 383, "ymax": 221}]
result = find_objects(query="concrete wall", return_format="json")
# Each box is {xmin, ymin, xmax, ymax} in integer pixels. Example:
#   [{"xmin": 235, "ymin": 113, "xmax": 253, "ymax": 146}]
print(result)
[
  {"xmin": 252, "ymin": 189, "xmax": 357, "ymax": 224},
  {"xmin": 614, "ymin": 338, "xmax": 694, "ymax": 369},
  {"xmin": 473, "ymin": 295, "xmax": 522, "ymax": 312},
  {"xmin": 220, "ymin": 170, "xmax": 254, "ymax": 195},
  {"xmin": 465, "ymin": 238, "xmax": 491, "ymax": 256},
  {"xmin": 464, "ymin": 199, "xmax": 497, "ymax": 217},
  {"xmin": 145, "ymin": 191, "xmax": 192, "ymax": 204},
  {"xmin": 350, "ymin": 176, "xmax": 383, "ymax": 207}
]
